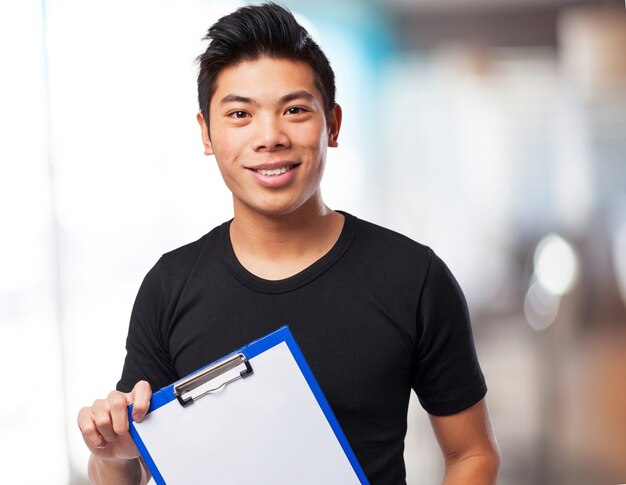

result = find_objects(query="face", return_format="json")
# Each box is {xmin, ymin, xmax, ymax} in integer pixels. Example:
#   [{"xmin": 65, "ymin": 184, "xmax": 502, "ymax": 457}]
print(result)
[{"xmin": 197, "ymin": 57, "xmax": 341, "ymax": 218}]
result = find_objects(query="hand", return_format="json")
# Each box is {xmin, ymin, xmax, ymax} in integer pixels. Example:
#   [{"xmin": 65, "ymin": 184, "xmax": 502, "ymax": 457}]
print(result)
[{"xmin": 78, "ymin": 381, "xmax": 152, "ymax": 461}]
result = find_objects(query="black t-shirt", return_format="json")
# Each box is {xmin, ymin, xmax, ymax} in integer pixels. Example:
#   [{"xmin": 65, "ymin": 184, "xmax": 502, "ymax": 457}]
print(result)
[{"xmin": 118, "ymin": 212, "xmax": 487, "ymax": 484}]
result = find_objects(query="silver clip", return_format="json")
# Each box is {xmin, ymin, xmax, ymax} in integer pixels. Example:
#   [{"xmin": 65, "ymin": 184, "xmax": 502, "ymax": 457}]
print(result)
[{"xmin": 173, "ymin": 353, "xmax": 253, "ymax": 407}]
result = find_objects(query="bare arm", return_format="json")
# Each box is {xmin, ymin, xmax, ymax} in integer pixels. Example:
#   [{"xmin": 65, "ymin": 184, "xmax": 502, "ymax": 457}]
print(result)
[
  {"xmin": 429, "ymin": 398, "xmax": 501, "ymax": 485},
  {"xmin": 77, "ymin": 381, "xmax": 153, "ymax": 485}
]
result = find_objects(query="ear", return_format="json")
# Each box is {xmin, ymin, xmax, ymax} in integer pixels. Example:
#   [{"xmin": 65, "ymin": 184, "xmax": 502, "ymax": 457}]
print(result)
[
  {"xmin": 327, "ymin": 104, "xmax": 342, "ymax": 148},
  {"xmin": 197, "ymin": 112, "xmax": 214, "ymax": 155}
]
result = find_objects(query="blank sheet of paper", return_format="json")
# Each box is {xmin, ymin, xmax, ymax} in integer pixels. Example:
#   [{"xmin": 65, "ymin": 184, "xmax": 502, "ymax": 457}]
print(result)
[{"xmin": 132, "ymin": 341, "xmax": 362, "ymax": 484}]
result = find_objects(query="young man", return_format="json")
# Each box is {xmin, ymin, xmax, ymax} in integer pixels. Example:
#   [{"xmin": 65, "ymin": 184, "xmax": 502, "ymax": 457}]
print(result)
[{"xmin": 77, "ymin": 3, "xmax": 500, "ymax": 484}]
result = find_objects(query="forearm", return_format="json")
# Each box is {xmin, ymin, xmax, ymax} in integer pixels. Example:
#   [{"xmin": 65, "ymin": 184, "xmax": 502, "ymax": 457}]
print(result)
[
  {"xmin": 442, "ymin": 450, "xmax": 501, "ymax": 485},
  {"xmin": 88, "ymin": 455, "xmax": 148, "ymax": 485}
]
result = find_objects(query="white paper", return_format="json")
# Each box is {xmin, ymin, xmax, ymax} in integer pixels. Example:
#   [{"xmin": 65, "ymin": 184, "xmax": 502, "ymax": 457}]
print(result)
[{"xmin": 133, "ymin": 342, "xmax": 362, "ymax": 484}]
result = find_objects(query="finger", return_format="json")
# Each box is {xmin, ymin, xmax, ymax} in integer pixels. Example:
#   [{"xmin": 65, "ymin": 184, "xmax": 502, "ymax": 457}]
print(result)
[
  {"xmin": 130, "ymin": 380, "xmax": 152, "ymax": 422},
  {"xmin": 108, "ymin": 391, "xmax": 130, "ymax": 435},
  {"xmin": 91, "ymin": 400, "xmax": 118, "ymax": 443},
  {"xmin": 77, "ymin": 406, "xmax": 106, "ymax": 450}
]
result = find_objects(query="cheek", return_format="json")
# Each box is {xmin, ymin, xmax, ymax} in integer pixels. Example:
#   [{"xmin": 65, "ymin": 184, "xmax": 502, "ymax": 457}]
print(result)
[
  {"xmin": 211, "ymin": 130, "xmax": 245, "ymax": 161},
  {"xmin": 294, "ymin": 124, "xmax": 328, "ymax": 154}
]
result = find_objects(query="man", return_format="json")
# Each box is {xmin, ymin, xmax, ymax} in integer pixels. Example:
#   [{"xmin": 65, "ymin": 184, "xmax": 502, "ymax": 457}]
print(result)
[{"xmin": 77, "ymin": 3, "xmax": 500, "ymax": 484}]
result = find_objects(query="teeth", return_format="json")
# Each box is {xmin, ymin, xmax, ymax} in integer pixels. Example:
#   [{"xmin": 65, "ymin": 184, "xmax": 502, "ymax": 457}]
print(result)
[{"xmin": 257, "ymin": 166, "xmax": 289, "ymax": 176}]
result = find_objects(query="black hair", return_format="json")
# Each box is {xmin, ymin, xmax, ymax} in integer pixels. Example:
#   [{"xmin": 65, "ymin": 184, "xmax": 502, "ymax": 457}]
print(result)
[{"xmin": 196, "ymin": 2, "xmax": 336, "ymax": 125}]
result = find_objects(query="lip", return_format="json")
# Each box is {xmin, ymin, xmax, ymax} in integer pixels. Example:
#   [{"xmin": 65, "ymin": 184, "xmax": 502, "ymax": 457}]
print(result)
[
  {"xmin": 245, "ymin": 161, "xmax": 299, "ymax": 171},
  {"xmin": 245, "ymin": 161, "xmax": 300, "ymax": 188}
]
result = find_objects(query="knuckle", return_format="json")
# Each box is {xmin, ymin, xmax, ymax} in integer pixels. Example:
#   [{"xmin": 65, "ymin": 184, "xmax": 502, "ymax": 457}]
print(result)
[
  {"xmin": 113, "ymin": 423, "xmax": 129, "ymax": 435},
  {"xmin": 93, "ymin": 414, "xmax": 110, "ymax": 429},
  {"xmin": 107, "ymin": 390, "xmax": 124, "ymax": 403},
  {"xmin": 80, "ymin": 421, "xmax": 96, "ymax": 435},
  {"xmin": 109, "ymin": 394, "xmax": 127, "ymax": 411},
  {"xmin": 77, "ymin": 407, "xmax": 90, "ymax": 424},
  {"xmin": 91, "ymin": 398, "xmax": 107, "ymax": 410}
]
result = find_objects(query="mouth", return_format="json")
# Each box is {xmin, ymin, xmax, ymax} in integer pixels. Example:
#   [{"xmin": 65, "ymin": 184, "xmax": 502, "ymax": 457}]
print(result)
[{"xmin": 247, "ymin": 163, "xmax": 300, "ymax": 177}]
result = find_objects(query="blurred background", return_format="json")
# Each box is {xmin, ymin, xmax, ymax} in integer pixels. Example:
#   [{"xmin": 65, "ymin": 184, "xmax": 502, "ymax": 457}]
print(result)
[{"xmin": 1, "ymin": 0, "xmax": 625, "ymax": 483}]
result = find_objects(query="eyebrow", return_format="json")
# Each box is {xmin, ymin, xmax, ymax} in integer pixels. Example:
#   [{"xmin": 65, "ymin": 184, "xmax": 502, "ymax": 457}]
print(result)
[
  {"xmin": 279, "ymin": 90, "xmax": 316, "ymax": 104},
  {"xmin": 218, "ymin": 90, "xmax": 316, "ymax": 106},
  {"xmin": 219, "ymin": 94, "xmax": 254, "ymax": 105}
]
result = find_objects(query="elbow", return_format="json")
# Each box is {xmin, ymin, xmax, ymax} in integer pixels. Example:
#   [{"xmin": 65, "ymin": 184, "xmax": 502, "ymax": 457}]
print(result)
[
  {"xmin": 444, "ymin": 444, "xmax": 502, "ymax": 484},
  {"xmin": 487, "ymin": 438, "xmax": 502, "ymax": 476},
  {"xmin": 483, "ymin": 445, "xmax": 502, "ymax": 480}
]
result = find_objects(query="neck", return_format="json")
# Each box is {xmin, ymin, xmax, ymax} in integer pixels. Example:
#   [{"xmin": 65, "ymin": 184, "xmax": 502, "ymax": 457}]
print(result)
[{"xmin": 229, "ymin": 197, "xmax": 345, "ymax": 280}]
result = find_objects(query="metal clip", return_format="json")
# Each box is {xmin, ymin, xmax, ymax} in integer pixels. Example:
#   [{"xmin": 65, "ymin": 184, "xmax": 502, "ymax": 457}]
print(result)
[{"xmin": 173, "ymin": 353, "xmax": 253, "ymax": 407}]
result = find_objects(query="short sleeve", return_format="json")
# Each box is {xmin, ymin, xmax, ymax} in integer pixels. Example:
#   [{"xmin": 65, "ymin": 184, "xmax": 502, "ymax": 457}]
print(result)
[
  {"xmin": 116, "ymin": 259, "xmax": 178, "ymax": 393},
  {"xmin": 412, "ymin": 250, "xmax": 487, "ymax": 416}
]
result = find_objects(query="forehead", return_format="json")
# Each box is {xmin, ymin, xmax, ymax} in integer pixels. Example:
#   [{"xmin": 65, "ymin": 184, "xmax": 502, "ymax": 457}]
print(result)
[{"xmin": 211, "ymin": 57, "xmax": 321, "ymax": 104}]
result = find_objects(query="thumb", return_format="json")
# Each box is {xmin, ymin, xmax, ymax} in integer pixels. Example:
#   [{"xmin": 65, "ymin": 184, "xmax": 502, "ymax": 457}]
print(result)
[{"xmin": 129, "ymin": 380, "xmax": 152, "ymax": 422}]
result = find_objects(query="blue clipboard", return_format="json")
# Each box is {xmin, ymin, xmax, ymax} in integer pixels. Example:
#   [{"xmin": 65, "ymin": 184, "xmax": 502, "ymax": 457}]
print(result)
[{"xmin": 128, "ymin": 326, "xmax": 369, "ymax": 484}]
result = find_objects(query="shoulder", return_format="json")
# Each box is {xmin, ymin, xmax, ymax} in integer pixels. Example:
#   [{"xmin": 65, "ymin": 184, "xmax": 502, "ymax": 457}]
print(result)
[
  {"xmin": 346, "ymin": 213, "xmax": 464, "ymax": 297},
  {"xmin": 354, "ymin": 216, "xmax": 428, "ymax": 249},
  {"xmin": 348, "ymin": 213, "xmax": 433, "ymax": 269},
  {"xmin": 149, "ymin": 222, "xmax": 226, "ymax": 284}
]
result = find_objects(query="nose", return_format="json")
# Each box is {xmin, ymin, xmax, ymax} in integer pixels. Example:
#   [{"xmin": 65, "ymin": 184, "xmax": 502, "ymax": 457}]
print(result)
[{"xmin": 252, "ymin": 114, "xmax": 290, "ymax": 152}]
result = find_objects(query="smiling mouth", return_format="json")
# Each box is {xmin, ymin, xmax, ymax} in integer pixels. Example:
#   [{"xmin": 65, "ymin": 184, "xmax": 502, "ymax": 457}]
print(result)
[{"xmin": 251, "ymin": 164, "xmax": 299, "ymax": 176}]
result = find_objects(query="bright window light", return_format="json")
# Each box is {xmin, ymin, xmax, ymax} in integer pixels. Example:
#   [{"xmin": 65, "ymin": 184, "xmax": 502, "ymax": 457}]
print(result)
[{"xmin": 534, "ymin": 233, "xmax": 579, "ymax": 296}]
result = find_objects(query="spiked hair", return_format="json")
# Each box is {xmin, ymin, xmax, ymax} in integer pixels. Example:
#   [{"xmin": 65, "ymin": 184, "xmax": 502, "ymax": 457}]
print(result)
[{"xmin": 196, "ymin": 3, "xmax": 336, "ymax": 125}]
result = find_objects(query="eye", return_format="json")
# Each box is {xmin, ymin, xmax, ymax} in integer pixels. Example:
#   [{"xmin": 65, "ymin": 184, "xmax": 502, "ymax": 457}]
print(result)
[
  {"xmin": 228, "ymin": 110, "xmax": 250, "ymax": 119},
  {"xmin": 285, "ymin": 106, "xmax": 307, "ymax": 115}
]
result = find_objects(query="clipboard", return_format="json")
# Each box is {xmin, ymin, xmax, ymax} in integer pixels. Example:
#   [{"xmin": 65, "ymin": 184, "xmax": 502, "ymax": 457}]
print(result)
[{"xmin": 128, "ymin": 325, "xmax": 370, "ymax": 484}]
